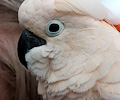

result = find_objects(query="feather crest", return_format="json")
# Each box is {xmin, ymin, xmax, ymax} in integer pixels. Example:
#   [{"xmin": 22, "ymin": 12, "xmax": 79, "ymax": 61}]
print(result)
[
  {"xmin": 55, "ymin": 0, "xmax": 108, "ymax": 19},
  {"xmin": 55, "ymin": 0, "xmax": 120, "ymax": 25}
]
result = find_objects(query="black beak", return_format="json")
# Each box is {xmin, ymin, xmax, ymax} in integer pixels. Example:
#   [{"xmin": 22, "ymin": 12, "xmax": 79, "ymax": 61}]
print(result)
[{"xmin": 17, "ymin": 29, "xmax": 46, "ymax": 68}]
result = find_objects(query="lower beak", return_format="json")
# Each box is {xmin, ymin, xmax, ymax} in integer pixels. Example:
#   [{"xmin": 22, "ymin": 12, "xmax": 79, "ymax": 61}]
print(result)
[{"xmin": 17, "ymin": 29, "xmax": 46, "ymax": 68}]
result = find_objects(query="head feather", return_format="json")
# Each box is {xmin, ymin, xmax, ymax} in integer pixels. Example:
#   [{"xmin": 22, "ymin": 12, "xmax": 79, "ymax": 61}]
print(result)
[{"xmin": 55, "ymin": 0, "xmax": 120, "ymax": 25}]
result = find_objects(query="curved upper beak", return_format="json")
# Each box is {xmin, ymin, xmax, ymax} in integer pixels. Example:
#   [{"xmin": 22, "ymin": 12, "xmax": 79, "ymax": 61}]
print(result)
[{"xmin": 17, "ymin": 29, "xmax": 46, "ymax": 68}]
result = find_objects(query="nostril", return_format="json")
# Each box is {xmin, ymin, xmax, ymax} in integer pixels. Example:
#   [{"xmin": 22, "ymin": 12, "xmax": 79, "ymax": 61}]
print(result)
[{"xmin": 17, "ymin": 29, "xmax": 46, "ymax": 68}]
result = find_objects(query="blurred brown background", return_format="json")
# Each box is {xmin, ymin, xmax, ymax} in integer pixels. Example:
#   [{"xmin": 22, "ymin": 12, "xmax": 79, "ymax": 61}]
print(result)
[{"xmin": 0, "ymin": 3, "xmax": 43, "ymax": 100}]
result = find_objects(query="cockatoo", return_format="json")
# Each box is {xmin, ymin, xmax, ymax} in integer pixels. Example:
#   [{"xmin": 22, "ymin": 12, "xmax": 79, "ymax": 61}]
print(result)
[{"xmin": 18, "ymin": 0, "xmax": 120, "ymax": 100}]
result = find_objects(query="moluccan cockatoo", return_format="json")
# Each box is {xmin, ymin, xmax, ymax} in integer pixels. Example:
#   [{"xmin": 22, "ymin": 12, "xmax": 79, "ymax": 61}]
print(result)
[{"xmin": 18, "ymin": 0, "xmax": 120, "ymax": 100}]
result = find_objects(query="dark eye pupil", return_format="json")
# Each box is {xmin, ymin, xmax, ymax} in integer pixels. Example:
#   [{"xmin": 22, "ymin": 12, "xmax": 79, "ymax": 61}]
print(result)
[{"xmin": 49, "ymin": 24, "xmax": 59, "ymax": 32}]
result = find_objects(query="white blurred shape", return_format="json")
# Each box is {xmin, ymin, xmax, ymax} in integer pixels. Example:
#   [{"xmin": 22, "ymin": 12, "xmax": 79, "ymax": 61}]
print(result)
[{"xmin": 100, "ymin": 0, "xmax": 120, "ymax": 17}]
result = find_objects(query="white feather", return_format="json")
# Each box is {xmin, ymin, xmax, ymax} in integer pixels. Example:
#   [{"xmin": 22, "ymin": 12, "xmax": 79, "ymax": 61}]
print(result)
[
  {"xmin": 101, "ymin": 62, "xmax": 120, "ymax": 83},
  {"xmin": 55, "ymin": 0, "xmax": 108, "ymax": 19},
  {"xmin": 97, "ymin": 82, "xmax": 120, "ymax": 100},
  {"xmin": 94, "ymin": 46, "xmax": 119, "ymax": 80},
  {"xmin": 55, "ymin": 0, "xmax": 120, "ymax": 25}
]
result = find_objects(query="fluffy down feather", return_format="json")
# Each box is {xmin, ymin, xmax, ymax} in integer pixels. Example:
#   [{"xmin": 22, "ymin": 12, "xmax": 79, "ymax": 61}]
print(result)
[{"xmin": 18, "ymin": 0, "xmax": 120, "ymax": 100}]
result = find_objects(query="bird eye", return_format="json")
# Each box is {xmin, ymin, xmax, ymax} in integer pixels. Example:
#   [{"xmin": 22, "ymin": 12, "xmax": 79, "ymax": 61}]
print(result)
[{"xmin": 46, "ymin": 20, "xmax": 64, "ymax": 37}]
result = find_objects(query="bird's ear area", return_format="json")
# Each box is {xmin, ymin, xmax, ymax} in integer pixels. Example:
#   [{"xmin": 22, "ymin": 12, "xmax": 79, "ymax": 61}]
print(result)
[{"xmin": 54, "ymin": 0, "xmax": 108, "ymax": 20}]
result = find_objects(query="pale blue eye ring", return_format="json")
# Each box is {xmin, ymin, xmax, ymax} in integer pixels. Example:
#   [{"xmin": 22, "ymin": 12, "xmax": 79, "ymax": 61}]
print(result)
[{"xmin": 46, "ymin": 20, "xmax": 64, "ymax": 37}]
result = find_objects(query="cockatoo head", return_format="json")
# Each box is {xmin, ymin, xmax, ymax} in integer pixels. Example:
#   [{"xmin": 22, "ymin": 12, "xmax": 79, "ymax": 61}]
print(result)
[
  {"xmin": 18, "ymin": 0, "xmax": 106, "ymax": 71},
  {"xmin": 18, "ymin": 0, "xmax": 120, "ymax": 99},
  {"xmin": 18, "ymin": 0, "xmax": 112, "ymax": 66}
]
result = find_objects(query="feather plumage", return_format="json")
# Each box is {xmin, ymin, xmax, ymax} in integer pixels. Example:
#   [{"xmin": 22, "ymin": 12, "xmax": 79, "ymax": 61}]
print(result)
[
  {"xmin": 55, "ymin": 0, "xmax": 120, "ymax": 25},
  {"xmin": 18, "ymin": 0, "xmax": 120, "ymax": 100}
]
